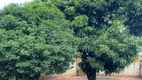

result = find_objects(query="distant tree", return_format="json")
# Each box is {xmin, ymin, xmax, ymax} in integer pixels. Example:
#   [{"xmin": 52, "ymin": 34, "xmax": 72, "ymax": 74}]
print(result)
[
  {"xmin": 41, "ymin": 0, "xmax": 140, "ymax": 80},
  {"xmin": 0, "ymin": 2, "xmax": 79, "ymax": 80}
]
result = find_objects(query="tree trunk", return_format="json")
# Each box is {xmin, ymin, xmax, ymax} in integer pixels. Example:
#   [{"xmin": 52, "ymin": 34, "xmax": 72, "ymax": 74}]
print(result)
[{"xmin": 87, "ymin": 72, "xmax": 96, "ymax": 80}]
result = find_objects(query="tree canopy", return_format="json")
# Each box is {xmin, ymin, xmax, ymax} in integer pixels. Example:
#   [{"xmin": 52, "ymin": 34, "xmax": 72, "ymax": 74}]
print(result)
[
  {"xmin": 0, "ymin": 2, "xmax": 78, "ymax": 80},
  {"xmin": 41, "ymin": 0, "xmax": 141, "ymax": 80},
  {"xmin": 0, "ymin": 0, "xmax": 141, "ymax": 80},
  {"xmin": 49, "ymin": 0, "xmax": 142, "ymax": 36}
]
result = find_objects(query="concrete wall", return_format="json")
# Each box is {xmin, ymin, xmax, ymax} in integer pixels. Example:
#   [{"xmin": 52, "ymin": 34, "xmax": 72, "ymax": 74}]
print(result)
[
  {"xmin": 97, "ymin": 60, "xmax": 140, "ymax": 77},
  {"xmin": 98, "ymin": 57, "xmax": 142, "ymax": 78},
  {"xmin": 41, "ymin": 62, "xmax": 77, "ymax": 80},
  {"xmin": 42, "ymin": 57, "xmax": 142, "ymax": 79},
  {"xmin": 77, "ymin": 57, "xmax": 142, "ymax": 78},
  {"xmin": 119, "ymin": 62, "xmax": 140, "ymax": 77},
  {"xmin": 140, "ymin": 59, "xmax": 142, "ymax": 78}
]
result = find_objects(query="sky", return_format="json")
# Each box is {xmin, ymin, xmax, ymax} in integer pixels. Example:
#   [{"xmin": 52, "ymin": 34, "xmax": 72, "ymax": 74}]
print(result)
[{"xmin": 0, "ymin": 0, "xmax": 33, "ymax": 8}]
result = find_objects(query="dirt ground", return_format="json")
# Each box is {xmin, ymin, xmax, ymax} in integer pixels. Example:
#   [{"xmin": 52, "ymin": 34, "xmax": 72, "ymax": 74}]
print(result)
[{"xmin": 48, "ymin": 76, "xmax": 142, "ymax": 80}]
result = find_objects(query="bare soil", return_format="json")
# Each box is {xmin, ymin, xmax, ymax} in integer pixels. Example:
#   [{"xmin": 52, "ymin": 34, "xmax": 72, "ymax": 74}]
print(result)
[{"xmin": 48, "ymin": 76, "xmax": 142, "ymax": 80}]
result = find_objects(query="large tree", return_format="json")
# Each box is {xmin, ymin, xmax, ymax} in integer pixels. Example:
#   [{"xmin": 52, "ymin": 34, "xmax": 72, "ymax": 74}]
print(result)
[
  {"xmin": 78, "ymin": 21, "xmax": 138, "ymax": 80},
  {"xmin": 48, "ymin": 0, "xmax": 142, "ymax": 36},
  {"xmin": 0, "ymin": 2, "xmax": 79, "ymax": 80},
  {"xmin": 41, "ymin": 0, "xmax": 141, "ymax": 80}
]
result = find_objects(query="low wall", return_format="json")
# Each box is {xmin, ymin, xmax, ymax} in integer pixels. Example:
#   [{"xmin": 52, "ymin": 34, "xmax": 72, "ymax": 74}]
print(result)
[
  {"xmin": 77, "ymin": 57, "xmax": 141, "ymax": 78},
  {"xmin": 40, "ymin": 62, "xmax": 77, "ymax": 80},
  {"xmin": 41, "ymin": 57, "xmax": 142, "ymax": 79},
  {"xmin": 96, "ymin": 63, "xmax": 140, "ymax": 78}
]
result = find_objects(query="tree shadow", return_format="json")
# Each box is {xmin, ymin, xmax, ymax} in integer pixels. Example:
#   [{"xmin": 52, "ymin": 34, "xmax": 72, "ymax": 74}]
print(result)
[{"xmin": 97, "ymin": 78, "xmax": 119, "ymax": 80}]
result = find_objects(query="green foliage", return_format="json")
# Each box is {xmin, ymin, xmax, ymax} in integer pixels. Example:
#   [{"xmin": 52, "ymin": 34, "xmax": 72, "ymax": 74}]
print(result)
[
  {"xmin": 0, "ymin": 2, "xmax": 79, "ymax": 80},
  {"xmin": 43, "ymin": 0, "xmax": 140, "ymax": 78},
  {"xmin": 49, "ymin": 0, "xmax": 142, "ymax": 36},
  {"xmin": 78, "ymin": 21, "xmax": 139, "ymax": 75}
]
